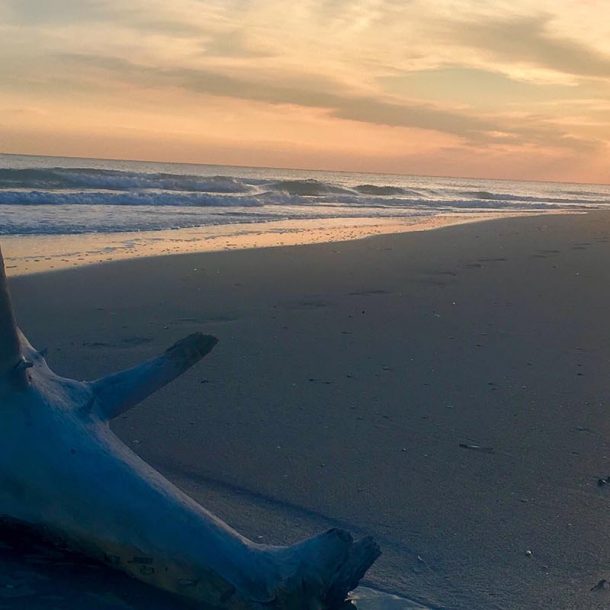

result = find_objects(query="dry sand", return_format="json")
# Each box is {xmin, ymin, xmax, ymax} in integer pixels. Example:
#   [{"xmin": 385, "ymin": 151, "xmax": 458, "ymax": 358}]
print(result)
[{"xmin": 7, "ymin": 211, "xmax": 610, "ymax": 609}]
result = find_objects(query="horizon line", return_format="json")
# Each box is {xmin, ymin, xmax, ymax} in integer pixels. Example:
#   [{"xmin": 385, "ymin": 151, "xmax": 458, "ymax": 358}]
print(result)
[{"xmin": 1, "ymin": 150, "xmax": 609, "ymax": 188}]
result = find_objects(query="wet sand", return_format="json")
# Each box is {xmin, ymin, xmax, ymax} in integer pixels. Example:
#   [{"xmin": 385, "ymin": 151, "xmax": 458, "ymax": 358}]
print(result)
[
  {"xmin": 1, "ymin": 212, "xmax": 537, "ymax": 277},
  {"xmin": 7, "ymin": 211, "xmax": 610, "ymax": 609}
]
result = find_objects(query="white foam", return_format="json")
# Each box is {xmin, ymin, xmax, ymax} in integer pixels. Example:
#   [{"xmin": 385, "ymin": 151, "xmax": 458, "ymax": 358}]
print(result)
[{"xmin": 1, "ymin": 155, "xmax": 608, "ymax": 237}]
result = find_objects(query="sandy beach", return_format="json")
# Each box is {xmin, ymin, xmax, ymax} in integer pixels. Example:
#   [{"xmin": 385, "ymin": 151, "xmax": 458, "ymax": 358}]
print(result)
[{"xmin": 7, "ymin": 211, "xmax": 610, "ymax": 609}]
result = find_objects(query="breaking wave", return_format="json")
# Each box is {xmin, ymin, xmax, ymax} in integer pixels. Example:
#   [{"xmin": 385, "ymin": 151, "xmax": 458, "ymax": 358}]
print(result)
[
  {"xmin": 0, "ymin": 168, "xmax": 254, "ymax": 193},
  {"xmin": 0, "ymin": 190, "xmax": 264, "ymax": 207},
  {"xmin": 465, "ymin": 190, "xmax": 608, "ymax": 205},
  {"xmin": 1, "ymin": 156, "xmax": 609, "ymax": 236}
]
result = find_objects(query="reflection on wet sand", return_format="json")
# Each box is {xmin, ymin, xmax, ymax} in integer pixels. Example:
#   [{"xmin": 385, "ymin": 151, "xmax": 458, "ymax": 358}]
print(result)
[{"xmin": 2, "ymin": 213, "xmax": 535, "ymax": 277}]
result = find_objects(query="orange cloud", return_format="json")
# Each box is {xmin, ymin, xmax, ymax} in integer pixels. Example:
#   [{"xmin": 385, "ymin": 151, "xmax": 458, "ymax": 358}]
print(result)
[{"xmin": 0, "ymin": 0, "xmax": 608, "ymax": 182}]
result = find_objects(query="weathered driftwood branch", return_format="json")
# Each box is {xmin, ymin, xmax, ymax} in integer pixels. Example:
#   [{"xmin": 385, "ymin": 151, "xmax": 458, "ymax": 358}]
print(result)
[
  {"xmin": 91, "ymin": 333, "xmax": 218, "ymax": 420},
  {"xmin": 0, "ymin": 246, "xmax": 380, "ymax": 610},
  {"xmin": 0, "ymin": 249, "xmax": 25, "ymax": 384}
]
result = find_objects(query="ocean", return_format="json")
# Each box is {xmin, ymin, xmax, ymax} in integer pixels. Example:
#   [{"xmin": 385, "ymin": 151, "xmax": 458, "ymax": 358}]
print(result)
[{"xmin": 1, "ymin": 153, "xmax": 609, "ymax": 274}]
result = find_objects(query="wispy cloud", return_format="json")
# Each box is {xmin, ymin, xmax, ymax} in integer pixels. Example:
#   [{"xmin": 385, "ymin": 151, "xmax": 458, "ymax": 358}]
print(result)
[
  {"xmin": 1, "ymin": 0, "xmax": 609, "ymax": 181},
  {"xmin": 55, "ymin": 52, "xmax": 604, "ymax": 155},
  {"xmin": 447, "ymin": 14, "xmax": 610, "ymax": 79},
  {"xmin": 2, "ymin": 0, "xmax": 215, "ymax": 39},
  {"xmin": 2, "ymin": 0, "xmax": 108, "ymax": 24},
  {"xmin": 202, "ymin": 29, "xmax": 277, "ymax": 58},
  {"xmin": 58, "ymin": 53, "xmax": 495, "ymax": 139}
]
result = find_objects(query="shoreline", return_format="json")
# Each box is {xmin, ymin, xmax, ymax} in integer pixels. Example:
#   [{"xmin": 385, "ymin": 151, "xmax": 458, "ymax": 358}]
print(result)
[
  {"xmin": 8, "ymin": 211, "xmax": 610, "ymax": 609},
  {"xmin": 1, "ymin": 211, "xmax": 561, "ymax": 277}
]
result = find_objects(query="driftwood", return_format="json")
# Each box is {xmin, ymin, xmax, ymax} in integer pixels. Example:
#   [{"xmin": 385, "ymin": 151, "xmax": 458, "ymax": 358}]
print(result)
[{"xmin": 0, "ymin": 248, "xmax": 379, "ymax": 609}]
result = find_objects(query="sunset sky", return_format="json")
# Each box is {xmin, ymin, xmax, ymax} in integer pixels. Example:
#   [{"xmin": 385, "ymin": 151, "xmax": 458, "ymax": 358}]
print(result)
[{"xmin": 1, "ymin": 0, "xmax": 609, "ymax": 183}]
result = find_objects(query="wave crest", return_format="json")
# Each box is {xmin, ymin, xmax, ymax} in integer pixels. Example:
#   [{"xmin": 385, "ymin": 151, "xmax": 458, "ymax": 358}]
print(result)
[
  {"xmin": 0, "ymin": 168, "xmax": 253, "ymax": 193},
  {"xmin": 0, "ymin": 190, "xmax": 264, "ymax": 207}
]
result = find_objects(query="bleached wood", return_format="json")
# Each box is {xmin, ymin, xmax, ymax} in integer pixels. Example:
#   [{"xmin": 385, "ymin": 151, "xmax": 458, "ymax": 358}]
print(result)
[
  {"xmin": 0, "ymin": 248, "xmax": 25, "ymax": 384},
  {"xmin": 91, "ymin": 333, "xmax": 218, "ymax": 420},
  {"xmin": 0, "ymin": 249, "xmax": 380, "ymax": 609}
]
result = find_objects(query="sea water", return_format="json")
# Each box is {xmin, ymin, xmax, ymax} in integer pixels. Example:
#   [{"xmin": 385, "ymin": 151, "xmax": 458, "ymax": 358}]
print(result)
[{"xmin": 2, "ymin": 153, "xmax": 609, "ymax": 274}]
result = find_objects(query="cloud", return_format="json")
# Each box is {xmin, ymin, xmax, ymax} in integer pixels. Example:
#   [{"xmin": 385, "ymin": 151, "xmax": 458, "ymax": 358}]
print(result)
[
  {"xmin": 202, "ymin": 30, "xmax": 278, "ymax": 59},
  {"xmin": 1, "ymin": 0, "xmax": 607, "ymax": 180},
  {"xmin": 42, "ymin": 52, "xmax": 598, "ymax": 154},
  {"xmin": 448, "ymin": 14, "xmax": 610, "ymax": 79},
  {"xmin": 2, "ymin": 0, "xmax": 206, "ymax": 36},
  {"xmin": 58, "ymin": 52, "xmax": 604, "ymax": 154},
  {"xmin": 378, "ymin": 67, "xmax": 584, "ymax": 108},
  {"xmin": 58, "ymin": 53, "xmax": 501, "ymax": 140},
  {"xmin": 2, "ymin": 0, "xmax": 106, "ymax": 24}
]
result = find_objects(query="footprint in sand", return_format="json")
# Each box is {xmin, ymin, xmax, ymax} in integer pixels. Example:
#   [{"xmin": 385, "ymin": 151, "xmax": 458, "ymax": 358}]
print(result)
[
  {"xmin": 282, "ymin": 300, "xmax": 330, "ymax": 310},
  {"xmin": 81, "ymin": 341, "xmax": 111, "ymax": 348},
  {"xmin": 425, "ymin": 271, "xmax": 458, "ymax": 277},
  {"xmin": 174, "ymin": 315, "xmax": 238, "ymax": 324},
  {"xmin": 121, "ymin": 337, "xmax": 153, "ymax": 347},
  {"xmin": 81, "ymin": 337, "xmax": 153, "ymax": 349},
  {"xmin": 411, "ymin": 278, "xmax": 448, "ymax": 287},
  {"xmin": 307, "ymin": 378, "xmax": 334, "ymax": 385},
  {"xmin": 348, "ymin": 289, "xmax": 391, "ymax": 296}
]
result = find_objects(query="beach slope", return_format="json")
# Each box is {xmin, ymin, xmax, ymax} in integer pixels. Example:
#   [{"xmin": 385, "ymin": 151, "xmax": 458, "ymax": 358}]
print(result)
[{"xmin": 9, "ymin": 211, "xmax": 610, "ymax": 609}]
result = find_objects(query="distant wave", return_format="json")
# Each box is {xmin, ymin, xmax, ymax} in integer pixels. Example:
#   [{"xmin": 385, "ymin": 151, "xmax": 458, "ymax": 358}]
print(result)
[
  {"xmin": 355, "ymin": 184, "xmax": 413, "ymax": 196},
  {"xmin": 266, "ymin": 179, "xmax": 355, "ymax": 196},
  {"xmin": 0, "ymin": 190, "xmax": 264, "ymax": 207},
  {"xmin": 0, "ymin": 168, "xmax": 254, "ymax": 193},
  {"xmin": 463, "ymin": 190, "xmax": 607, "ymax": 205},
  {"xmin": 1, "ymin": 159, "xmax": 608, "ymax": 237},
  {"xmin": 1, "ymin": 167, "xmax": 606, "ymax": 206},
  {"xmin": 0, "ymin": 189, "xmax": 591, "ymax": 211},
  {"xmin": 0, "ymin": 187, "xmax": 586, "ymax": 214}
]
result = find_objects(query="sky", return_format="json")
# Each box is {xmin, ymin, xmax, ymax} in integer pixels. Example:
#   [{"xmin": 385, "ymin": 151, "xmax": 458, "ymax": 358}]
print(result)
[{"xmin": 0, "ymin": 0, "xmax": 609, "ymax": 183}]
